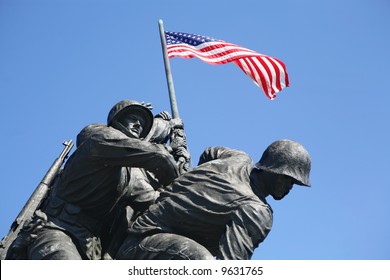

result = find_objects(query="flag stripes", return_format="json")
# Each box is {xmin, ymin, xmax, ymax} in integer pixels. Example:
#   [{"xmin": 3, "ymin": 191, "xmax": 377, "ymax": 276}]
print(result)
[{"xmin": 165, "ymin": 32, "xmax": 289, "ymax": 99}]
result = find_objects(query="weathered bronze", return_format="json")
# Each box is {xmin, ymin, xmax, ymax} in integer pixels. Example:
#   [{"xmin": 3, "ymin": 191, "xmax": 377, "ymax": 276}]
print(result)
[
  {"xmin": 3, "ymin": 100, "xmax": 189, "ymax": 260},
  {"xmin": 0, "ymin": 140, "xmax": 73, "ymax": 260},
  {"xmin": 2, "ymin": 99, "xmax": 311, "ymax": 260},
  {"xmin": 116, "ymin": 140, "xmax": 311, "ymax": 260}
]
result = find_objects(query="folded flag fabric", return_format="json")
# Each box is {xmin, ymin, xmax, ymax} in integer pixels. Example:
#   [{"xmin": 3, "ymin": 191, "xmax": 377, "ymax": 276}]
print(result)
[{"xmin": 165, "ymin": 31, "xmax": 289, "ymax": 100}]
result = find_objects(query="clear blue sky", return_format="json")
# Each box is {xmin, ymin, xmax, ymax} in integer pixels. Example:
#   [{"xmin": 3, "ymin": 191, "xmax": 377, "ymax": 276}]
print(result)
[{"xmin": 1, "ymin": 0, "xmax": 389, "ymax": 260}]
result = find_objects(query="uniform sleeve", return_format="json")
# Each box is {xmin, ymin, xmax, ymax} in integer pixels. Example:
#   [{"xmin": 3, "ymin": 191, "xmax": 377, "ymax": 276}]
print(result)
[
  {"xmin": 198, "ymin": 146, "xmax": 250, "ymax": 165},
  {"xmin": 80, "ymin": 125, "xmax": 179, "ymax": 186},
  {"xmin": 217, "ymin": 203, "xmax": 273, "ymax": 260}
]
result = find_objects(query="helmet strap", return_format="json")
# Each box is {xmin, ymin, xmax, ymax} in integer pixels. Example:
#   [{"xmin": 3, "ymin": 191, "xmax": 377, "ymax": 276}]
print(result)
[{"xmin": 110, "ymin": 119, "xmax": 141, "ymax": 139}]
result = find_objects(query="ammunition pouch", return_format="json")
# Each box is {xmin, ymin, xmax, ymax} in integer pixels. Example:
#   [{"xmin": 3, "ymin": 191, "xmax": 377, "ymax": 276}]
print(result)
[{"xmin": 44, "ymin": 197, "xmax": 102, "ymax": 235}]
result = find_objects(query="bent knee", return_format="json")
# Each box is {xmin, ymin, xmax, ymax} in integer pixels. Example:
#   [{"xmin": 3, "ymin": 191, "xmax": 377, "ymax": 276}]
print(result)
[{"xmin": 141, "ymin": 233, "xmax": 214, "ymax": 260}]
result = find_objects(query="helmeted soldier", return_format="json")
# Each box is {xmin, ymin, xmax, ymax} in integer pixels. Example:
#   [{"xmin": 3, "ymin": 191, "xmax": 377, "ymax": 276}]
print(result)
[
  {"xmin": 256, "ymin": 139, "xmax": 311, "ymax": 185},
  {"xmin": 116, "ymin": 139, "xmax": 311, "ymax": 260},
  {"xmin": 7, "ymin": 99, "xmax": 185, "ymax": 260}
]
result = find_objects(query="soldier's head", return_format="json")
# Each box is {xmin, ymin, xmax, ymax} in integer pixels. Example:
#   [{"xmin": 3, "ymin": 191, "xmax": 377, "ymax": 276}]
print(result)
[
  {"xmin": 107, "ymin": 100, "xmax": 153, "ymax": 139},
  {"xmin": 254, "ymin": 139, "xmax": 311, "ymax": 200}
]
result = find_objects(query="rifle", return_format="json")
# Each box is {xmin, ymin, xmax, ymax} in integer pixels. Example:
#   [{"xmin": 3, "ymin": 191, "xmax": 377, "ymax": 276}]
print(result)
[{"xmin": 0, "ymin": 140, "xmax": 74, "ymax": 259}]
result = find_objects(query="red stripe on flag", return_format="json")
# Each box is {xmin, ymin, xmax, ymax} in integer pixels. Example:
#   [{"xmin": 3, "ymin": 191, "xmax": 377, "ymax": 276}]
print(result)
[{"xmin": 166, "ymin": 34, "xmax": 289, "ymax": 99}]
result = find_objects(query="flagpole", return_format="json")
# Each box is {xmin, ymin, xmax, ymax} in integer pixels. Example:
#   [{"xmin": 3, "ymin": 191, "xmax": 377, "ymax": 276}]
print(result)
[{"xmin": 158, "ymin": 19, "xmax": 180, "ymax": 119}]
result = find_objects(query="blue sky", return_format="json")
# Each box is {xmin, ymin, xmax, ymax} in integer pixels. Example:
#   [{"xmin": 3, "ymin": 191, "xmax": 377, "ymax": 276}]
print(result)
[{"xmin": 0, "ymin": 0, "xmax": 389, "ymax": 260}]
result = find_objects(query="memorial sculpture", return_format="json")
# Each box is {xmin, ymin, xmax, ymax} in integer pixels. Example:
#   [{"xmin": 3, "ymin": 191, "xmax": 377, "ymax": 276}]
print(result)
[
  {"xmin": 116, "ymin": 140, "xmax": 311, "ymax": 260},
  {"xmin": 0, "ymin": 19, "xmax": 308, "ymax": 260},
  {"xmin": 0, "ymin": 99, "xmax": 311, "ymax": 260},
  {"xmin": 2, "ymin": 99, "xmax": 189, "ymax": 260}
]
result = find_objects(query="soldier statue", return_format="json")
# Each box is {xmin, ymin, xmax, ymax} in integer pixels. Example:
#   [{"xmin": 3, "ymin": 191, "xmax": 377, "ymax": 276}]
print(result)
[
  {"xmin": 116, "ymin": 139, "xmax": 311, "ymax": 260},
  {"xmin": 6, "ymin": 100, "xmax": 189, "ymax": 260}
]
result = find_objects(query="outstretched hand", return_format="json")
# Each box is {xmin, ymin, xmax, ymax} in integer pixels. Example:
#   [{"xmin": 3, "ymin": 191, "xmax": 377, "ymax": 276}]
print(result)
[
  {"xmin": 140, "ymin": 102, "xmax": 153, "ymax": 111},
  {"xmin": 155, "ymin": 111, "xmax": 171, "ymax": 120}
]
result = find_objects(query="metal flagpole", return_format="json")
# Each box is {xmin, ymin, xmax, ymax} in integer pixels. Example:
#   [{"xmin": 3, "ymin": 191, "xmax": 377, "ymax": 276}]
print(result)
[
  {"xmin": 158, "ymin": 19, "xmax": 180, "ymax": 119},
  {"xmin": 158, "ymin": 20, "xmax": 191, "ymax": 173}
]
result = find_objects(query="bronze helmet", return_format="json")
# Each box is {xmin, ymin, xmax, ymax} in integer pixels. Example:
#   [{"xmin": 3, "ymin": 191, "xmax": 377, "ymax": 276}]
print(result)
[
  {"xmin": 107, "ymin": 100, "xmax": 153, "ymax": 138},
  {"xmin": 255, "ymin": 139, "xmax": 311, "ymax": 186}
]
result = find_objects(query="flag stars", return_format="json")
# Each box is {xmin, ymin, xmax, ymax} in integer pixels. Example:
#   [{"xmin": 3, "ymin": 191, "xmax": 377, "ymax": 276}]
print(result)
[{"xmin": 165, "ymin": 31, "xmax": 217, "ymax": 46}]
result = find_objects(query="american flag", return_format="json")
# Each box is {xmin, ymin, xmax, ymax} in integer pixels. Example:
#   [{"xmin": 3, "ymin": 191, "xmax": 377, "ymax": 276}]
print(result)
[{"xmin": 165, "ymin": 31, "xmax": 289, "ymax": 100}]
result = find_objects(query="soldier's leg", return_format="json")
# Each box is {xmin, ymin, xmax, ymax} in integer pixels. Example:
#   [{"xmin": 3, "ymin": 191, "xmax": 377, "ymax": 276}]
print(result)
[
  {"xmin": 116, "ymin": 233, "xmax": 214, "ymax": 260},
  {"xmin": 27, "ymin": 228, "xmax": 82, "ymax": 260}
]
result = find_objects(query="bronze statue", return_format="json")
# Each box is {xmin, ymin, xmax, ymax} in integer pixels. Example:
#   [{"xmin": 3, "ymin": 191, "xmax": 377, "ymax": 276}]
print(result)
[
  {"xmin": 3, "ymin": 98, "xmax": 312, "ymax": 261},
  {"xmin": 116, "ymin": 140, "xmax": 311, "ymax": 260},
  {"xmin": 6, "ymin": 100, "xmax": 189, "ymax": 260}
]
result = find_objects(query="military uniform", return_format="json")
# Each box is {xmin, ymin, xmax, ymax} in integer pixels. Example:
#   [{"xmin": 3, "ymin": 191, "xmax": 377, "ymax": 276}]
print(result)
[
  {"xmin": 12, "ymin": 122, "xmax": 179, "ymax": 260},
  {"xmin": 117, "ymin": 146, "xmax": 273, "ymax": 260}
]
